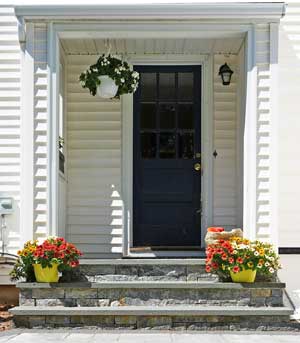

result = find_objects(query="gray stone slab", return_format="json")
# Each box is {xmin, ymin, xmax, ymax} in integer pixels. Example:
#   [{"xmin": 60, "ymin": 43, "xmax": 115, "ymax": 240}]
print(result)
[
  {"xmin": 79, "ymin": 259, "xmax": 205, "ymax": 265},
  {"xmin": 3, "ymin": 331, "xmax": 300, "ymax": 343},
  {"xmin": 32, "ymin": 288, "xmax": 65, "ymax": 299},
  {"xmin": 17, "ymin": 281, "xmax": 286, "ymax": 289},
  {"xmin": 9, "ymin": 305, "xmax": 294, "ymax": 316}
]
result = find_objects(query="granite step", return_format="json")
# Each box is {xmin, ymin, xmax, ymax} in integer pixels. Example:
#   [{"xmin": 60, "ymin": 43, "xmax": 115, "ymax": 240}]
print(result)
[
  {"xmin": 17, "ymin": 281, "xmax": 286, "ymax": 307},
  {"xmin": 71, "ymin": 259, "xmax": 215, "ymax": 282},
  {"xmin": 10, "ymin": 305, "xmax": 297, "ymax": 330}
]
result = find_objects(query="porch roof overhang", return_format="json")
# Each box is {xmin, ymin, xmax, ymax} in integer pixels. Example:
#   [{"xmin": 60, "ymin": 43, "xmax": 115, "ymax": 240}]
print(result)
[{"xmin": 15, "ymin": 2, "xmax": 286, "ymax": 22}]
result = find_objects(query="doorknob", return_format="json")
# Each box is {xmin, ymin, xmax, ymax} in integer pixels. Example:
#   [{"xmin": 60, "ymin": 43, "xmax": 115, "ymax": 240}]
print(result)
[{"xmin": 194, "ymin": 163, "xmax": 201, "ymax": 171}]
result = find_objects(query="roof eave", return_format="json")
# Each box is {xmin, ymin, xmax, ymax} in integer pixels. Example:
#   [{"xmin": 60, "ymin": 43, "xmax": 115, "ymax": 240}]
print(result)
[{"xmin": 14, "ymin": 3, "xmax": 286, "ymax": 21}]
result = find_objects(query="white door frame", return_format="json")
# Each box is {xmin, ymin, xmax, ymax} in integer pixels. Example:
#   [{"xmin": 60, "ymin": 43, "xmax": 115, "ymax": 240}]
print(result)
[
  {"xmin": 122, "ymin": 55, "xmax": 213, "ymax": 257},
  {"xmin": 46, "ymin": 22, "xmax": 257, "ymax": 256}
]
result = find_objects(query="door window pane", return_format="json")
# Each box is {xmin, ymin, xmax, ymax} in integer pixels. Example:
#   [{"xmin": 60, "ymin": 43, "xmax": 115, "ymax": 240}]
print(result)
[
  {"xmin": 178, "ymin": 104, "xmax": 194, "ymax": 129},
  {"xmin": 159, "ymin": 133, "xmax": 176, "ymax": 159},
  {"xmin": 178, "ymin": 73, "xmax": 193, "ymax": 100},
  {"xmin": 159, "ymin": 104, "xmax": 176, "ymax": 129},
  {"xmin": 141, "ymin": 133, "xmax": 156, "ymax": 158},
  {"xmin": 159, "ymin": 73, "xmax": 175, "ymax": 99},
  {"xmin": 141, "ymin": 73, "xmax": 156, "ymax": 101},
  {"xmin": 141, "ymin": 104, "xmax": 156, "ymax": 129},
  {"xmin": 178, "ymin": 133, "xmax": 194, "ymax": 159}
]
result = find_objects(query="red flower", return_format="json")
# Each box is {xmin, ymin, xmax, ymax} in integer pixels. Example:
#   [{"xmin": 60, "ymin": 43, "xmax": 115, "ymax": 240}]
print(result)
[
  {"xmin": 205, "ymin": 265, "xmax": 212, "ymax": 273},
  {"xmin": 228, "ymin": 257, "xmax": 234, "ymax": 264},
  {"xmin": 211, "ymin": 262, "xmax": 219, "ymax": 270},
  {"xmin": 232, "ymin": 266, "xmax": 240, "ymax": 273},
  {"xmin": 221, "ymin": 253, "xmax": 227, "ymax": 261},
  {"xmin": 237, "ymin": 257, "xmax": 244, "ymax": 264}
]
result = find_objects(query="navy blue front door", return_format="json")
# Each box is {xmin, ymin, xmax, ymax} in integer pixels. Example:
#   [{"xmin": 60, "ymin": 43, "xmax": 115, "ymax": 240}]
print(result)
[{"xmin": 133, "ymin": 65, "xmax": 201, "ymax": 247}]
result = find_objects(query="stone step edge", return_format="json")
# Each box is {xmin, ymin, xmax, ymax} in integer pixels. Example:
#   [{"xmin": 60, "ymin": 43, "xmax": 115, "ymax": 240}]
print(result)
[
  {"xmin": 79, "ymin": 258, "xmax": 206, "ymax": 265},
  {"xmin": 17, "ymin": 281, "xmax": 286, "ymax": 289},
  {"xmin": 10, "ymin": 305, "xmax": 294, "ymax": 317}
]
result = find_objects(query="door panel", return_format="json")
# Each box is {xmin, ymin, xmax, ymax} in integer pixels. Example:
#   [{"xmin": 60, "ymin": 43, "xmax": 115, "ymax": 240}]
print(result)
[{"xmin": 133, "ymin": 65, "xmax": 201, "ymax": 247}]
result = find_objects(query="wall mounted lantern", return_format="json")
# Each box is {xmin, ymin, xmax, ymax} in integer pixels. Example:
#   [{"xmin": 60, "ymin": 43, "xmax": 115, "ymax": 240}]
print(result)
[{"xmin": 218, "ymin": 63, "xmax": 233, "ymax": 86}]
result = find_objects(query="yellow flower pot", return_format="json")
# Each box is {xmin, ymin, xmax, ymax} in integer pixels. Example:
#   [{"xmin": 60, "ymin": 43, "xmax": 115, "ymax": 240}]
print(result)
[
  {"xmin": 33, "ymin": 263, "xmax": 59, "ymax": 283},
  {"xmin": 230, "ymin": 269, "xmax": 257, "ymax": 283}
]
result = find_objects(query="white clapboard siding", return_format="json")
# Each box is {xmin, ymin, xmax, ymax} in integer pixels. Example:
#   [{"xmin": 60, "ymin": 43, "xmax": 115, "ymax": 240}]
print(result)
[
  {"xmin": 256, "ymin": 24, "xmax": 272, "ymax": 241},
  {"xmin": 66, "ymin": 55, "xmax": 123, "ymax": 258},
  {"xmin": 0, "ymin": 6, "xmax": 21, "ymax": 257},
  {"xmin": 278, "ymin": 1, "xmax": 300, "ymax": 247},
  {"xmin": 213, "ymin": 54, "xmax": 239, "ymax": 230},
  {"xmin": 33, "ymin": 24, "xmax": 48, "ymax": 238}
]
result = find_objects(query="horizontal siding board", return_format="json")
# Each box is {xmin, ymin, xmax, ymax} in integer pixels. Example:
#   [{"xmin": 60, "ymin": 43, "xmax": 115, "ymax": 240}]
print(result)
[
  {"xmin": 66, "ymin": 58, "xmax": 123, "ymax": 257},
  {"xmin": 278, "ymin": 1, "xmax": 300, "ymax": 247},
  {"xmin": 0, "ymin": 7, "xmax": 21, "ymax": 254},
  {"xmin": 213, "ymin": 54, "xmax": 238, "ymax": 229}
]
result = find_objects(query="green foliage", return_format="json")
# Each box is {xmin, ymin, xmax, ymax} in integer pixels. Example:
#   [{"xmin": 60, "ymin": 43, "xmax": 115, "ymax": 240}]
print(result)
[{"xmin": 79, "ymin": 54, "xmax": 139, "ymax": 97}]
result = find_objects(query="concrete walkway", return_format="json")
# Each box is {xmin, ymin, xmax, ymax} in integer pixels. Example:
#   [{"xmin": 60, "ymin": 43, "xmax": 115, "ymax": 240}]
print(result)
[{"xmin": 1, "ymin": 330, "xmax": 300, "ymax": 343}]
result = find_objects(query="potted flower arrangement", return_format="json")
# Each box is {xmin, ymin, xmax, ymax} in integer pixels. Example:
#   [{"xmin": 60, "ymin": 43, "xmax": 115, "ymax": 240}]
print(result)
[
  {"xmin": 10, "ymin": 237, "xmax": 82, "ymax": 283},
  {"xmin": 205, "ymin": 237, "xmax": 281, "ymax": 283},
  {"xmin": 79, "ymin": 54, "xmax": 139, "ymax": 99}
]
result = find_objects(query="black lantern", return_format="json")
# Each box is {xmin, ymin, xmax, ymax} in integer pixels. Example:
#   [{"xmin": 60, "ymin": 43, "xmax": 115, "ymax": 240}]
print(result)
[{"xmin": 219, "ymin": 63, "xmax": 233, "ymax": 86}]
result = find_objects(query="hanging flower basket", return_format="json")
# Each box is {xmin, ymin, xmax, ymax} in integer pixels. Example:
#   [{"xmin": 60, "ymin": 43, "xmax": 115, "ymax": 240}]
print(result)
[
  {"xmin": 97, "ymin": 75, "xmax": 119, "ymax": 98},
  {"xmin": 79, "ymin": 54, "xmax": 139, "ymax": 99}
]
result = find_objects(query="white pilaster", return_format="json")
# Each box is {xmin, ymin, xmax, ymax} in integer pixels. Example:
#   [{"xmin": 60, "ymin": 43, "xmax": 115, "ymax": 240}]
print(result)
[
  {"xmin": 269, "ymin": 22, "xmax": 279, "ymax": 249},
  {"xmin": 243, "ymin": 25, "xmax": 258, "ymax": 240},
  {"xmin": 20, "ymin": 22, "xmax": 34, "ymax": 243}
]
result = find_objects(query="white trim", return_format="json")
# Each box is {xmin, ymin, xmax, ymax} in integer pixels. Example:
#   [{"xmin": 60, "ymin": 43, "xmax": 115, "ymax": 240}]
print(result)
[
  {"xmin": 121, "ymin": 94, "xmax": 133, "ymax": 257},
  {"xmin": 47, "ymin": 23, "xmax": 60, "ymax": 236},
  {"xmin": 236, "ymin": 41, "xmax": 246, "ymax": 228},
  {"xmin": 15, "ymin": 3, "xmax": 286, "ymax": 21},
  {"xmin": 20, "ymin": 22, "xmax": 34, "ymax": 243},
  {"xmin": 201, "ymin": 53, "xmax": 214, "ymax": 246},
  {"xmin": 56, "ymin": 23, "xmax": 248, "ymax": 40},
  {"xmin": 243, "ymin": 25, "xmax": 257, "ymax": 240},
  {"xmin": 269, "ymin": 22, "xmax": 279, "ymax": 249},
  {"xmin": 46, "ymin": 22, "xmax": 261, "ymax": 256},
  {"xmin": 122, "ymin": 54, "xmax": 213, "ymax": 257}
]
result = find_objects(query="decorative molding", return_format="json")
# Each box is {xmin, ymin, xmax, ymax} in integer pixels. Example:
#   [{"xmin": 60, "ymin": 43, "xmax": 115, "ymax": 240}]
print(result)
[
  {"xmin": 269, "ymin": 22, "xmax": 280, "ymax": 249},
  {"xmin": 15, "ymin": 3, "xmax": 286, "ymax": 21},
  {"xmin": 47, "ymin": 23, "xmax": 59, "ymax": 237},
  {"xmin": 242, "ymin": 24, "xmax": 257, "ymax": 240},
  {"xmin": 16, "ymin": 16, "xmax": 26, "ymax": 47}
]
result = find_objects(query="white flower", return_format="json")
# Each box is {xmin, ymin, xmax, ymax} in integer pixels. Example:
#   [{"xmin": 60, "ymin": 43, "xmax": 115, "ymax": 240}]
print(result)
[
  {"xmin": 233, "ymin": 250, "xmax": 238, "ymax": 255},
  {"xmin": 132, "ymin": 71, "xmax": 139, "ymax": 79},
  {"xmin": 254, "ymin": 251, "xmax": 259, "ymax": 256},
  {"xmin": 120, "ymin": 78, "xmax": 125, "ymax": 83},
  {"xmin": 257, "ymin": 263, "xmax": 263, "ymax": 269},
  {"xmin": 269, "ymin": 267, "xmax": 275, "ymax": 273},
  {"xmin": 265, "ymin": 262, "xmax": 270, "ymax": 267}
]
